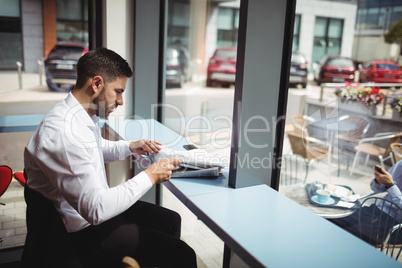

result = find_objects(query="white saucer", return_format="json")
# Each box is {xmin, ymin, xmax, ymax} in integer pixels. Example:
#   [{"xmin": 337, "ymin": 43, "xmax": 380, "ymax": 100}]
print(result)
[{"xmin": 311, "ymin": 195, "xmax": 335, "ymax": 205}]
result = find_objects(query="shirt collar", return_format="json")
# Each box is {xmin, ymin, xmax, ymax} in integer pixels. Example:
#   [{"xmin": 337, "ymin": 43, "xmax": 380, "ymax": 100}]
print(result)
[{"xmin": 66, "ymin": 92, "xmax": 99, "ymax": 129}]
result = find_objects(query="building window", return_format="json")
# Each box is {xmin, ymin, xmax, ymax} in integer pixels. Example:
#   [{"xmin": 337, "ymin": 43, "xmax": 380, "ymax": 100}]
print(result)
[
  {"xmin": 167, "ymin": 0, "xmax": 190, "ymax": 48},
  {"xmin": 312, "ymin": 17, "xmax": 344, "ymax": 64},
  {"xmin": 56, "ymin": 0, "xmax": 88, "ymax": 43},
  {"xmin": 0, "ymin": 0, "xmax": 22, "ymax": 70},
  {"xmin": 356, "ymin": 0, "xmax": 402, "ymax": 31},
  {"xmin": 217, "ymin": 7, "xmax": 239, "ymax": 47},
  {"xmin": 293, "ymin": 14, "xmax": 301, "ymax": 52}
]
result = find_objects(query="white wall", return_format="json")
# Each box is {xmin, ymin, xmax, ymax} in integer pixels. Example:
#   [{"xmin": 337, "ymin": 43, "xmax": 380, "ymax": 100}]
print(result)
[
  {"xmin": 296, "ymin": 0, "xmax": 357, "ymax": 69},
  {"xmin": 105, "ymin": 0, "xmax": 134, "ymax": 119},
  {"xmin": 353, "ymin": 36, "xmax": 401, "ymax": 62},
  {"xmin": 104, "ymin": 0, "xmax": 134, "ymax": 187}
]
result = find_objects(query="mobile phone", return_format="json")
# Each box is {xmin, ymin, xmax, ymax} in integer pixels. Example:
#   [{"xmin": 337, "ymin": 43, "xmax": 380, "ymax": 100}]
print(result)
[
  {"xmin": 183, "ymin": 144, "xmax": 198, "ymax": 150},
  {"xmin": 374, "ymin": 165, "xmax": 384, "ymax": 174}
]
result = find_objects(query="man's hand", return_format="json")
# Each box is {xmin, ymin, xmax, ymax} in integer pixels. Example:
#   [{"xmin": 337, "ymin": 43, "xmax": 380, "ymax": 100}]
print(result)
[
  {"xmin": 129, "ymin": 139, "xmax": 162, "ymax": 155},
  {"xmin": 145, "ymin": 158, "xmax": 182, "ymax": 184},
  {"xmin": 374, "ymin": 165, "xmax": 393, "ymax": 185}
]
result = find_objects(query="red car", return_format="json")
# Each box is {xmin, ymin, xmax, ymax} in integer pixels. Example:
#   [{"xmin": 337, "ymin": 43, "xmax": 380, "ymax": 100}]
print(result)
[
  {"xmin": 359, "ymin": 60, "xmax": 402, "ymax": 84},
  {"xmin": 314, "ymin": 55, "xmax": 355, "ymax": 85},
  {"xmin": 206, "ymin": 47, "xmax": 237, "ymax": 87}
]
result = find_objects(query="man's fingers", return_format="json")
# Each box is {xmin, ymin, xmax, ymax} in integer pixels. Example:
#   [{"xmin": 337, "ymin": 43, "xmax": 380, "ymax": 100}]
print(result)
[
  {"xmin": 145, "ymin": 140, "xmax": 162, "ymax": 154},
  {"xmin": 168, "ymin": 157, "xmax": 183, "ymax": 166}
]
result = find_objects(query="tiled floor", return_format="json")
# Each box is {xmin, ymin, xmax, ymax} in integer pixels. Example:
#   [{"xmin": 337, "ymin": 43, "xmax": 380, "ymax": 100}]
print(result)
[{"xmin": 0, "ymin": 181, "xmax": 27, "ymax": 250}]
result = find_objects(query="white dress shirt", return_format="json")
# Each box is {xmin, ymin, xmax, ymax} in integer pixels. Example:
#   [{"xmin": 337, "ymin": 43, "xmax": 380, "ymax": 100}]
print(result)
[{"xmin": 24, "ymin": 92, "xmax": 152, "ymax": 232}]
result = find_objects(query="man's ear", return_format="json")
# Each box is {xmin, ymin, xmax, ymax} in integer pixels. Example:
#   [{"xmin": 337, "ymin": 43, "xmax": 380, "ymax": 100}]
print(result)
[{"xmin": 91, "ymin": 75, "xmax": 104, "ymax": 95}]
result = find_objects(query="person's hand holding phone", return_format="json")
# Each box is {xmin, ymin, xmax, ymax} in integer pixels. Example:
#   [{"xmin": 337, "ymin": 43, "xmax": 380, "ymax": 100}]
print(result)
[{"xmin": 373, "ymin": 165, "xmax": 393, "ymax": 186}]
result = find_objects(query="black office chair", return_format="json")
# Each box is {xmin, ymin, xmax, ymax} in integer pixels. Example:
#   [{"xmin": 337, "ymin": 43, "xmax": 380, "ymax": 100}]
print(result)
[
  {"xmin": 22, "ymin": 173, "xmax": 140, "ymax": 268},
  {"xmin": 358, "ymin": 197, "xmax": 402, "ymax": 260}
]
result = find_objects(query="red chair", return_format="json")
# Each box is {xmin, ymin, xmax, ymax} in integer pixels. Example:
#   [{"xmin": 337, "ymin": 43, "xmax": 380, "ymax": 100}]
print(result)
[
  {"xmin": 0, "ymin": 165, "xmax": 13, "ymax": 244},
  {"xmin": 13, "ymin": 171, "xmax": 26, "ymax": 186},
  {"xmin": 0, "ymin": 165, "xmax": 13, "ymax": 205}
]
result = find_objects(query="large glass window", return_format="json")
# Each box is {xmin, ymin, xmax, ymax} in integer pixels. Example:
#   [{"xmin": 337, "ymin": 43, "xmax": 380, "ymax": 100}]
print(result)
[
  {"xmin": 164, "ymin": 1, "xmax": 240, "ymax": 265},
  {"xmin": 280, "ymin": 1, "xmax": 401, "ymax": 258},
  {"xmin": 165, "ymin": 1, "xmax": 238, "ymax": 164},
  {"xmin": 0, "ymin": 0, "xmax": 22, "ymax": 70},
  {"xmin": 56, "ymin": 0, "xmax": 88, "ymax": 43}
]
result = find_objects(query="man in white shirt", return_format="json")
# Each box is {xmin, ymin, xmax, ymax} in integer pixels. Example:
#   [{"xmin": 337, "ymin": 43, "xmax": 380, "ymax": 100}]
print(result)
[{"xmin": 24, "ymin": 47, "xmax": 197, "ymax": 267}]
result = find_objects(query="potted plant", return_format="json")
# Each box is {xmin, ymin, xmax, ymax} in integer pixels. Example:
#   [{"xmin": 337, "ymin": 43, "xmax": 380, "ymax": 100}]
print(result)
[{"xmin": 334, "ymin": 82, "xmax": 384, "ymax": 115}]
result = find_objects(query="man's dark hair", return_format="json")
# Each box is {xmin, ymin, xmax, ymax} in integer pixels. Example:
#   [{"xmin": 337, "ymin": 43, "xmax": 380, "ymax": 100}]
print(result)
[{"xmin": 75, "ymin": 47, "xmax": 133, "ymax": 89}]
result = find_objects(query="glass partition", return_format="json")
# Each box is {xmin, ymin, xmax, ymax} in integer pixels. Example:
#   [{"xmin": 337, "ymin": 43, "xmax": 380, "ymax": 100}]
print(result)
[
  {"xmin": 164, "ymin": 0, "xmax": 240, "ymax": 166},
  {"xmin": 279, "ymin": 0, "xmax": 402, "ymax": 256}
]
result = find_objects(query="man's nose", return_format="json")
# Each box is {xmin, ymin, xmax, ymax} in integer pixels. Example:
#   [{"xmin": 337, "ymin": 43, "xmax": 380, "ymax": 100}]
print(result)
[{"xmin": 116, "ymin": 96, "xmax": 123, "ymax": 106}]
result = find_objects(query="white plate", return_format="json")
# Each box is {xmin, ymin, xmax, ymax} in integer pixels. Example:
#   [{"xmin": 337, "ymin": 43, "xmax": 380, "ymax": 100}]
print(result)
[{"xmin": 311, "ymin": 195, "xmax": 335, "ymax": 205}]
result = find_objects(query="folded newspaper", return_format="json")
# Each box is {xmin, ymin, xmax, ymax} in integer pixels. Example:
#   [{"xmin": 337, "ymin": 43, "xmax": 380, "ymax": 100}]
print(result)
[{"xmin": 147, "ymin": 147, "xmax": 224, "ymax": 178}]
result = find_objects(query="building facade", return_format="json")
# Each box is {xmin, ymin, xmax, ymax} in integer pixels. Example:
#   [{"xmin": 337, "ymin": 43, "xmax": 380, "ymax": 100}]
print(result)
[
  {"xmin": 353, "ymin": 0, "xmax": 402, "ymax": 62},
  {"xmin": 0, "ymin": 0, "xmax": 87, "ymax": 72}
]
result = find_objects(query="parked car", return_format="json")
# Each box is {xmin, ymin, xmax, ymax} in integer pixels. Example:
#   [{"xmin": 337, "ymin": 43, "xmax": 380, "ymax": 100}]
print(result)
[
  {"xmin": 44, "ymin": 43, "xmax": 88, "ymax": 92},
  {"xmin": 313, "ymin": 55, "xmax": 355, "ymax": 85},
  {"xmin": 289, "ymin": 52, "xmax": 308, "ymax": 88},
  {"xmin": 165, "ymin": 45, "xmax": 193, "ymax": 88},
  {"xmin": 359, "ymin": 60, "xmax": 402, "ymax": 84},
  {"xmin": 206, "ymin": 47, "xmax": 237, "ymax": 88}
]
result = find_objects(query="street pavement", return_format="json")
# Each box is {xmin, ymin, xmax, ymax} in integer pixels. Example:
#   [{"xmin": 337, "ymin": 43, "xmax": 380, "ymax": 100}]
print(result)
[{"xmin": 0, "ymin": 72, "xmax": 68, "ymax": 115}]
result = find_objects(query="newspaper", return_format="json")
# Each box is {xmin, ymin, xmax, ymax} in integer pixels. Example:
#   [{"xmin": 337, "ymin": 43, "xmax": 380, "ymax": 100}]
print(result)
[{"xmin": 147, "ymin": 147, "xmax": 224, "ymax": 178}]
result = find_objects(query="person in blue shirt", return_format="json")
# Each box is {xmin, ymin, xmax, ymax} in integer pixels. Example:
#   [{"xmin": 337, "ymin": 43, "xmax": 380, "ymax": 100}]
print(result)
[{"xmin": 330, "ymin": 160, "xmax": 402, "ymax": 245}]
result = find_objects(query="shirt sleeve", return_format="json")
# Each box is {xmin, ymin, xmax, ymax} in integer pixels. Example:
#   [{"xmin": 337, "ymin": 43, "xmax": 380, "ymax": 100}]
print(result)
[
  {"xmin": 385, "ymin": 161, "xmax": 402, "ymax": 205},
  {"xmin": 35, "ymin": 130, "xmax": 152, "ymax": 226},
  {"xmin": 101, "ymin": 138, "xmax": 132, "ymax": 163}
]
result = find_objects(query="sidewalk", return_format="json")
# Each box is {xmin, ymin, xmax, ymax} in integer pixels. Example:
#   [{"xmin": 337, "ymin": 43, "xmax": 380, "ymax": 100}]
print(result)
[{"xmin": 0, "ymin": 72, "xmax": 67, "ymax": 102}]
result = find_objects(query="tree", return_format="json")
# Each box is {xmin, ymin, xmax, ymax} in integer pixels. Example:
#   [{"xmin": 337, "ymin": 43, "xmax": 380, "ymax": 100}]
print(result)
[{"xmin": 384, "ymin": 19, "xmax": 402, "ymax": 44}]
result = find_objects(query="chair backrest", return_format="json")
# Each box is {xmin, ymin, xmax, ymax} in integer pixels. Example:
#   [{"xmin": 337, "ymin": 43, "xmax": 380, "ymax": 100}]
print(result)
[
  {"xmin": 13, "ymin": 171, "xmax": 26, "ymax": 186},
  {"xmin": 338, "ymin": 114, "xmax": 370, "ymax": 140},
  {"xmin": 384, "ymin": 132, "xmax": 402, "ymax": 157},
  {"xmin": 0, "ymin": 165, "xmax": 13, "ymax": 198},
  {"xmin": 391, "ymin": 143, "xmax": 402, "ymax": 163},
  {"xmin": 22, "ymin": 184, "xmax": 85, "ymax": 268},
  {"xmin": 287, "ymin": 132, "xmax": 307, "ymax": 158},
  {"xmin": 22, "ymin": 177, "xmax": 124, "ymax": 267},
  {"xmin": 292, "ymin": 115, "xmax": 316, "ymax": 137},
  {"xmin": 359, "ymin": 197, "xmax": 402, "ymax": 260},
  {"xmin": 279, "ymin": 154, "xmax": 307, "ymax": 185}
]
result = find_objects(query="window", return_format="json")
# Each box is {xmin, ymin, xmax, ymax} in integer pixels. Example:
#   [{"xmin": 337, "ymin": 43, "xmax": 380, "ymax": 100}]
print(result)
[
  {"xmin": 165, "ymin": 0, "xmax": 239, "ymax": 172},
  {"xmin": 167, "ymin": 1, "xmax": 190, "ymax": 48},
  {"xmin": 312, "ymin": 17, "xmax": 344, "ymax": 64},
  {"xmin": 293, "ymin": 15, "xmax": 301, "ymax": 52},
  {"xmin": 0, "ymin": 0, "xmax": 22, "ymax": 70},
  {"xmin": 356, "ymin": 0, "xmax": 402, "ymax": 31},
  {"xmin": 217, "ymin": 7, "xmax": 239, "ymax": 47},
  {"xmin": 56, "ymin": 0, "xmax": 88, "ymax": 43}
]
